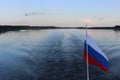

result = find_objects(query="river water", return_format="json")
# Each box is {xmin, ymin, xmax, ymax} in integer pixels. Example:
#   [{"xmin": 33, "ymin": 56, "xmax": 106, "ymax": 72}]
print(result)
[{"xmin": 0, "ymin": 29, "xmax": 120, "ymax": 80}]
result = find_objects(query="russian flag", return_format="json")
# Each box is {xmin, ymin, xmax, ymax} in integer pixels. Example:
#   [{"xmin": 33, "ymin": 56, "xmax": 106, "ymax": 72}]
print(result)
[{"xmin": 84, "ymin": 34, "xmax": 109, "ymax": 72}]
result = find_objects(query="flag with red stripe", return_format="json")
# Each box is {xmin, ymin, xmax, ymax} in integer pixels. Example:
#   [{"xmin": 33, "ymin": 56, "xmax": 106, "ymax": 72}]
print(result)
[{"xmin": 84, "ymin": 34, "xmax": 109, "ymax": 72}]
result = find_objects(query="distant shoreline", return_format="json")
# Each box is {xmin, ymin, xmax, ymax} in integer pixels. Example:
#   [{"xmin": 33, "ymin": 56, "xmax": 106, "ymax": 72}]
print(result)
[{"xmin": 0, "ymin": 25, "xmax": 120, "ymax": 33}]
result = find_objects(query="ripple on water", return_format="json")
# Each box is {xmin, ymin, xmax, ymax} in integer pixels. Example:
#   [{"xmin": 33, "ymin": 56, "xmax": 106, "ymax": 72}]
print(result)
[{"xmin": 0, "ymin": 29, "xmax": 119, "ymax": 80}]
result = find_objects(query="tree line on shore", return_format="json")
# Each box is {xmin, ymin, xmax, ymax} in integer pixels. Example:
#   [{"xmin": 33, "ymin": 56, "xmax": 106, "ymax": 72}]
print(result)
[{"xmin": 0, "ymin": 25, "xmax": 120, "ymax": 33}]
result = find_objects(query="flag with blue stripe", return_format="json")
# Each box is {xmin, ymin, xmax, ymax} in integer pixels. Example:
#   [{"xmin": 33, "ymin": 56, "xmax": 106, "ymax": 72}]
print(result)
[{"xmin": 84, "ymin": 34, "xmax": 109, "ymax": 72}]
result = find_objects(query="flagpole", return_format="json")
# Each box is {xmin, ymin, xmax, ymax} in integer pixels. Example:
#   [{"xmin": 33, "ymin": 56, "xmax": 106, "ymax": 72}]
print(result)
[{"xmin": 85, "ymin": 24, "xmax": 90, "ymax": 80}]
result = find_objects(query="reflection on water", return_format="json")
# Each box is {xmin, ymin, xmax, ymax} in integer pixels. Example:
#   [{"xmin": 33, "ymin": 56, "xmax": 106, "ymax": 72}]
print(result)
[{"xmin": 0, "ymin": 29, "xmax": 120, "ymax": 80}]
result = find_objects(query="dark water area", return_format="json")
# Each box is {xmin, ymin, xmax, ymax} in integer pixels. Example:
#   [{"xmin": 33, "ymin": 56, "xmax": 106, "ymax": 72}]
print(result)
[{"xmin": 0, "ymin": 29, "xmax": 120, "ymax": 80}]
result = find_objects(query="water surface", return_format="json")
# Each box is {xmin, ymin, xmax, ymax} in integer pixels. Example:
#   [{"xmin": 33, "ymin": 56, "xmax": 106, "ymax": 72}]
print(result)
[{"xmin": 0, "ymin": 29, "xmax": 120, "ymax": 80}]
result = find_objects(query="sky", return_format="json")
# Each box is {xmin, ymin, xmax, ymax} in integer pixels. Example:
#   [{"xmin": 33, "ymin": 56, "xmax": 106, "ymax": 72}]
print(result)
[{"xmin": 0, "ymin": 0, "xmax": 120, "ymax": 27}]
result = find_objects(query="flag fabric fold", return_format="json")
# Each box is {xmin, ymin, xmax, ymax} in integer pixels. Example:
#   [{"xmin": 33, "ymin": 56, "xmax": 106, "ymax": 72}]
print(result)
[{"xmin": 84, "ymin": 34, "xmax": 109, "ymax": 72}]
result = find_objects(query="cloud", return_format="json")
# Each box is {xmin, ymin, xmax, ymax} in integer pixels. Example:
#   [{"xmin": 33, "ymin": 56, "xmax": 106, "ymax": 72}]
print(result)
[
  {"xmin": 25, "ymin": 12, "xmax": 47, "ymax": 16},
  {"xmin": 81, "ymin": 19, "xmax": 96, "ymax": 25}
]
